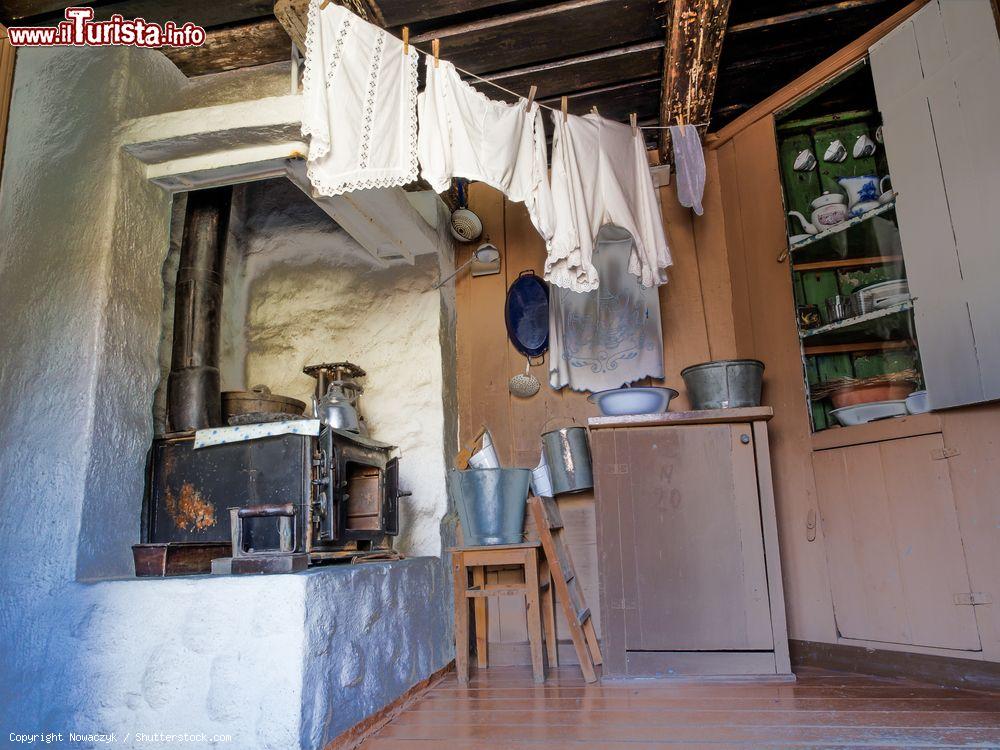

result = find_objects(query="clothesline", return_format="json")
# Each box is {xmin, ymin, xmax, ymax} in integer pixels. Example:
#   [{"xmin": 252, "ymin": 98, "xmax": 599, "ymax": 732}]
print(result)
[{"xmin": 409, "ymin": 44, "xmax": 711, "ymax": 132}]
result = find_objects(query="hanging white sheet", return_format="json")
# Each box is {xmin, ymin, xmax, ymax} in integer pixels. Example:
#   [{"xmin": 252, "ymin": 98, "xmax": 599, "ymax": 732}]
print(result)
[
  {"xmin": 301, "ymin": 2, "xmax": 419, "ymax": 196},
  {"xmin": 670, "ymin": 125, "xmax": 706, "ymax": 215},
  {"xmin": 418, "ymin": 60, "xmax": 554, "ymax": 240},
  {"xmin": 546, "ymin": 112, "xmax": 672, "ymax": 292},
  {"xmin": 549, "ymin": 225, "xmax": 664, "ymax": 392}
]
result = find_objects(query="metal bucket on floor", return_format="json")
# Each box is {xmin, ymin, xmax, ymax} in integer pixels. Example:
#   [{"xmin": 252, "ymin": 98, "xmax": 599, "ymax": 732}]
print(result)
[
  {"xmin": 448, "ymin": 468, "xmax": 531, "ymax": 546},
  {"xmin": 541, "ymin": 419, "xmax": 593, "ymax": 496},
  {"xmin": 681, "ymin": 359, "xmax": 765, "ymax": 410}
]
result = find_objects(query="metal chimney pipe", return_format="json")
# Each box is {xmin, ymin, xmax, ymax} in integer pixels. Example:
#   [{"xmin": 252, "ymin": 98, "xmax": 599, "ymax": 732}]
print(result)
[{"xmin": 166, "ymin": 186, "xmax": 232, "ymax": 433}]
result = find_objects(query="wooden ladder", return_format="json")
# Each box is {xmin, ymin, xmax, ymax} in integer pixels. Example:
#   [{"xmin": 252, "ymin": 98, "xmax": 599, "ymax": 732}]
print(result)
[{"xmin": 529, "ymin": 496, "xmax": 603, "ymax": 683}]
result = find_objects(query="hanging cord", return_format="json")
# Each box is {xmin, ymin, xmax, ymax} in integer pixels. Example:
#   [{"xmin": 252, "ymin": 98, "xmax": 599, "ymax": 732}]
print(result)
[{"xmin": 411, "ymin": 46, "xmax": 709, "ymax": 132}]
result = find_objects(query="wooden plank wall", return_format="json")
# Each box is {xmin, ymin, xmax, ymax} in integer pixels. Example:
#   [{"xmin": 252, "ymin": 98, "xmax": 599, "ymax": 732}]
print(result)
[
  {"xmin": 0, "ymin": 26, "xmax": 15, "ymax": 179},
  {"xmin": 455, "ymin": 158, "xmax": 737, "ymax": 663}
]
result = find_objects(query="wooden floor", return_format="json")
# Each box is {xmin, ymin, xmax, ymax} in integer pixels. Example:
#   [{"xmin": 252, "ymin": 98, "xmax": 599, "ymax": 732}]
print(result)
[{"xmin": 358, "ymin": 666, "xmax": 1000, "ymax": 748}]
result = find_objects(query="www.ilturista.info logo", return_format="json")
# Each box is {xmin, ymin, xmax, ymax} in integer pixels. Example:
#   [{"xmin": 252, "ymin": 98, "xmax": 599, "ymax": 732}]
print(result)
[{"xmin": 7, "ymin": 6, "xmax": 206, "ymax": 47}]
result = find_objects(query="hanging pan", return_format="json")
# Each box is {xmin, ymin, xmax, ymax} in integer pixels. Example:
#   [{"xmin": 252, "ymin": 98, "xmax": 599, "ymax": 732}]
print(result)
[{"xmin": 504, "ymin": 270, "xmax": 549, "ymax": 358}]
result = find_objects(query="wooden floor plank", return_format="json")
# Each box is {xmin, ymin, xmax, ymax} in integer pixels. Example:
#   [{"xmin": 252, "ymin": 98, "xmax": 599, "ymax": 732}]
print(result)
[{"xmin": 358, "ymin": 667, "xmax": 1000, "ymax": 749}]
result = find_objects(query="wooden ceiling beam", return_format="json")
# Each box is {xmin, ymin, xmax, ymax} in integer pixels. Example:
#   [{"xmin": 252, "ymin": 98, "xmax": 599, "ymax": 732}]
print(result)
[
  {"xmin": 729, "ymin": 0, "xmax": 893, "ymax": 34},
  {"xmin": 162, "ymin": 17, "xmax": 289, "ymax": 77},
  {"xmin": 658, "ymin": 0, "xmax": 731, "ymax": 159}
]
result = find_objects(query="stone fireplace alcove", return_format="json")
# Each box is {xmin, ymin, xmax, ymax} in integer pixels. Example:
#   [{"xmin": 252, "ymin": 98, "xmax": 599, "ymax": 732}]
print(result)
[{"xmin": 0, "ymin": 44, "xmax": 458, "ymax": 749}]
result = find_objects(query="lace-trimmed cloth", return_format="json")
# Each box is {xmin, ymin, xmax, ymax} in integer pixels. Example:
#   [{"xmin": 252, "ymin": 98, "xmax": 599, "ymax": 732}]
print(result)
[{"xmin": 301, "ymin": 2, "xmax": 418, "ymax": 196}]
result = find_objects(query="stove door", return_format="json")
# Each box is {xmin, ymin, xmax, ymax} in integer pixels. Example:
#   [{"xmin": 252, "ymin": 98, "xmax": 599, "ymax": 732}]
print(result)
[{"xmin": 381, "ymin": 457, "xmax": 400, "ymax": 535}]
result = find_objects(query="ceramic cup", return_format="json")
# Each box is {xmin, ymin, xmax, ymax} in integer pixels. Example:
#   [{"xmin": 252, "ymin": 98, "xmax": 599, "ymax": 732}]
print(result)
[
  {"xmin": 878, "ymin": 175, "xmax": 896, "ymax": 204},
  {"xmin": 824, "ymin": 139, "xmax": 848, "ymax": 163},
  {"xmin": 793, "ymin": 149, "xmax": 817, "ymax": 171},
  {"xmin": 853, "ymin": 133, "xmax": 877, "ymax": 158}
]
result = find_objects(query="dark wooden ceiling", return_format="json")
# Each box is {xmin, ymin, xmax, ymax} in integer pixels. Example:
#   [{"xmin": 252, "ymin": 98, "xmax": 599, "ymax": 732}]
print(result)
[{"xmin": 1, "ymin": 0, "xmax": 912, "ymax": 133}]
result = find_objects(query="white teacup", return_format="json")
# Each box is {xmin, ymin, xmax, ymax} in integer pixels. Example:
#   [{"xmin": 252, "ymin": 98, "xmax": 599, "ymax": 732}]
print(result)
[
  {"xmin": 853, "ymin": 133, "xmax": 877, "ymax": 158},
  {"xmin": 824, "ymin": 139, "xmax": 847, "ymax": 163},
  {"xmin": 793, "ymin": 149, "xmax": 817, "ymax": 171}
]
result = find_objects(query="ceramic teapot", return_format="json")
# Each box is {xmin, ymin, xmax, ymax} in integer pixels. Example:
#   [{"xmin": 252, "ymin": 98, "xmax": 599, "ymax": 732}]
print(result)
[{"xmin": 788, "ymin": 192, "xmax": 848, "ymax": 235}]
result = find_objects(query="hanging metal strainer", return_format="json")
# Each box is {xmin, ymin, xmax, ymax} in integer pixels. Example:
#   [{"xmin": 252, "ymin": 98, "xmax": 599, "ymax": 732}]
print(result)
[{"xmin": 509, "ymin": 358, "xmax": 540, "ymax": 398}]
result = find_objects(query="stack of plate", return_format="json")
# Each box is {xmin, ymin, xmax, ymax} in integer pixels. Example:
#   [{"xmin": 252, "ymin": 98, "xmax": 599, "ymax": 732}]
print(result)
[{"xmin": 851, "ymin": 279, "xmax": 909, "ymax": 315}]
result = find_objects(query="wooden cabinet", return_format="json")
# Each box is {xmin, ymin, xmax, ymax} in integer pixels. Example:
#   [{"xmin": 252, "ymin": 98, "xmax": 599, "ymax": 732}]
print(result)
[
  {"xmin": 813, "ymin": 431, "xmax": 981, "ymax": 651},
  {"xmin": 590, "ymin": 409, "xmax": 791, "ymax": 678}
]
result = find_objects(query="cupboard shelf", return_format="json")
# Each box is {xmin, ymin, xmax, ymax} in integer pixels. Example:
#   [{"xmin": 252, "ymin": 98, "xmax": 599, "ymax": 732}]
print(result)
[
  {"xmin": 794, "ymin": 254, "xmax": 903, "ymax": 272},
  {"xmin": 789, "ymin": 201, "xmax": 897, "ymax": 253},
  {"xmin": 803, "ymin": 340, "xmax": 914, "ymax": 356},
  {"xmin": 800, "ymin": 300, "xmax": 913, "ymax": 340}
]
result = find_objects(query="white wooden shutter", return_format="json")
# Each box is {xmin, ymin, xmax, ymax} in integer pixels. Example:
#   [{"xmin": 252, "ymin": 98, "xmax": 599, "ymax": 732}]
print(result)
[{"xmin": 869, "ymin": 0, "xmax": 1000, "ymax": 409}]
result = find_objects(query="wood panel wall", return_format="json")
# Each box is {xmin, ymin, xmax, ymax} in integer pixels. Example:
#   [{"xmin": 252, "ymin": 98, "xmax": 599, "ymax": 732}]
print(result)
[
  {"xmin": 455, "ymin": 158, "xmax": 737, "ymax": 662},
  {"xmin": 0, "ymin": 27, "xmax": 15, "ymax": 178}
]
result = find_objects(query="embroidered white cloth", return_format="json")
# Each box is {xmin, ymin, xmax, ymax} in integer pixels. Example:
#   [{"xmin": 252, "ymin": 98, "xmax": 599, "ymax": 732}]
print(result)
[
  {"xmin": 670, "ymin": 125, "xmax": 706, "ymax": 215},
  {"xmin": 193, "ymin": 420, "xmax": 321, "ymax": 450},
  {"xmin": 301, "ymin": 2, "xmax": 418, "ymax": 196},
  {"xmin": 546, "ymin": 112, "xmax": 671, "ymax": 292},
  {"xmin": 549, "ymin": 225, "xmax": 664, "ymax": 392},
  {"xmin": 418, "ymin": 60, "xmax": 554, "ymax": 239}
]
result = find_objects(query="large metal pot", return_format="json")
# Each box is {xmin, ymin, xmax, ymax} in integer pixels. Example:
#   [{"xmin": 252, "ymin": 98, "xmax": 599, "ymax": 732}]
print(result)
[
  {"xmin": 541, "ymin": 420, "xmax": 593, "ymax": 495},
  {"xmin": 681, "ymin": 359, "xmax": 764, "ymax": 410},
  {"xmin": 221, "ymin": 385, "xmax": 306, "ymax": 421},
  {"xmin": 448, "ymin": 468, "xmax": 531, "ymax": 546}
]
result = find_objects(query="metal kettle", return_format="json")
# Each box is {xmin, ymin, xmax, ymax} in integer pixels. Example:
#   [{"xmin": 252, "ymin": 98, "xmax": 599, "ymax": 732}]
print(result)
[{"xmin": 315, "ymin": 382, "xmax": 360, "ymax": 432}]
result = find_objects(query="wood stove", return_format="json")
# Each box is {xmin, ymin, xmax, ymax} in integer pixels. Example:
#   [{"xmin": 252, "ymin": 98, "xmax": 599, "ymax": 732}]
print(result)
[{"xmin": 143, "ymin": 426, "xmax": 401, "ymax": 562}]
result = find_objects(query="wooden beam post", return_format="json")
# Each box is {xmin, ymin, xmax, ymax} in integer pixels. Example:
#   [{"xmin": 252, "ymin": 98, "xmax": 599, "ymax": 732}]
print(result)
[{"xmin": 658, "ymin": 0, "xmax": 731, "ymax": 160}]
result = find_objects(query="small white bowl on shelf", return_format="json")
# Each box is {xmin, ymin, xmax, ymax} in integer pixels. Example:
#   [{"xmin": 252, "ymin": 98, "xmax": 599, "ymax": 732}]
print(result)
[{"xmin": 830, "ymin": 400, "xmax": 908, "ymax": 426}]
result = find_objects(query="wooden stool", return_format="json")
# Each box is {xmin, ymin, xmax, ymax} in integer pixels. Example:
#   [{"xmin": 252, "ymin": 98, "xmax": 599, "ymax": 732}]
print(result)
[{"xmin": 449, "ymin": 541, "xmax": 557, "ymax": 684}]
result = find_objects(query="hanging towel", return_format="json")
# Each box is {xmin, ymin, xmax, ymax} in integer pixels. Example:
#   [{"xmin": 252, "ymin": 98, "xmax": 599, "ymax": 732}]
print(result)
[
  {"xmin": 546, "ymin": 112, "xmax": 671, "ymax": 292},
  {"xmin": 549, "ymin": 225, "xmax": 664, "ymax": 392},
  {"xmin": 301, "ymin": 2, "xmax": 419, "ymax": 196},
  {"xmin": 670, "ymin": 125, "xmax": 706, "ymax": 215},
  {"xmin": 418, "ymin": 60, "xmax": 554, "ymax": 240}
]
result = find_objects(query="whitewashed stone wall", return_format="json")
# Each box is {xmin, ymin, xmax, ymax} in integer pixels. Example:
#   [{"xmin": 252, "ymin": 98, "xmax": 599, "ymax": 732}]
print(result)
[{"xmin": 0, "ymin": 46, "xmax": 455, "ymax": 749}]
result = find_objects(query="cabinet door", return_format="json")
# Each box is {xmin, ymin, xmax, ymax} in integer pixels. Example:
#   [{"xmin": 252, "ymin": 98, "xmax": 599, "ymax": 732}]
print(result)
[
  {"xmin": 614, "ymin": 424, "xmax": 774, "ymax": 651},
  {"xmin": 870, "ymin": 0, "xmax": 1000, "ymax": 408},
  {"xmin": 813, "ymin": 433, "xmax": 981, "ymax": 650}
]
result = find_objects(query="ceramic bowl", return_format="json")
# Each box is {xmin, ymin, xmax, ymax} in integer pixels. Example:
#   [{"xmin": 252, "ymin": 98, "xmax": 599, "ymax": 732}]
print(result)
[
  {"xmin": 830, "ymin": 400, "xmax": 908, "ymax": 426},
  {"xmin": 589, "ymin": 387, "xmax": 678, "ymax": 416},
  {"xmin": 829, "ymin": 382, "xmax": 915, "ymax": 409}
]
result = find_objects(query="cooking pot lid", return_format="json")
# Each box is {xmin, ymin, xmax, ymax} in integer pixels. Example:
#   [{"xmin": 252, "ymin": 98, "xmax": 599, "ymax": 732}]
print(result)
[{"xmin": 505, "ymin": 271, "xmax": 549, "ymax": 358}]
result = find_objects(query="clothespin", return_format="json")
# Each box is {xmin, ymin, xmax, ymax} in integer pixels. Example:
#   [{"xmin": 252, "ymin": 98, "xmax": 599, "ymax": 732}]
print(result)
[
  {"xmin": 402, "ymin": 26, "xmax": 409, "ymax": 55},
  {"xmin": 677, "ymin": 112, "xmax": 685, "ymax": 137},
  {"xmin": 320, "ymin": 0, "xmax": 332, "ymax": 9},
  {"xmin": 630, "ymin": 112, "xmax": 638, "ymax": 137},
  {"xmin": 432, "ymin": 38, "xmax": 440, "ymax": 68},
  {"xmin": 591, "ymin": 105, "xmax": 599, "ymax": 116},
  {"xmin": 561, "ymin": 96, "xmax": 569, "ymax": 123},
  {"xmin": 525, "ymin": 84, "xmax": 537, "ymax": 112}
]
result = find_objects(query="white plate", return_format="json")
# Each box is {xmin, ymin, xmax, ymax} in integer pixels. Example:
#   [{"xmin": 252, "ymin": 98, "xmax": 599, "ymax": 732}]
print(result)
[{"xmin": 830, "ymin": 400, "xmax": 908, "ymax": 426}]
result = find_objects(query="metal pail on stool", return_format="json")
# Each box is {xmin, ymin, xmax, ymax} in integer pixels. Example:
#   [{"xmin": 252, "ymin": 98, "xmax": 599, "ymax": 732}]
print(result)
[
  {"xmin": 540, "ymin": 419, "xmax": 593, "ymax": 496},
  {"xmin": 448, "ymin": 468, "xmax": 531, "ymax": 545}
]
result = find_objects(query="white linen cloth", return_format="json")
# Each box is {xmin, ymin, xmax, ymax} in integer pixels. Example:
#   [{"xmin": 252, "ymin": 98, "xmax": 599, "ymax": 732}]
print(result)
[
  {"xmin": 549, "ymin": 225, "xmax": 664, "ymax": 392},
  {"xmin": 546, "ymin": 112, "xmax": 671, "ymax": 292},
  {"xmin": 301, "ymin": 2, "xmax": 419, "ymax": 196},
  {"xmin": 193, "ymin": 420, "xmax": 321, "ymax": 450},
  {"xmin": 670, "ymin": 125, "xmax": 706, "ymax": 215},
  {"xmin": 417, "ymin": 60, "xmax": 554, "ymax": 239}
]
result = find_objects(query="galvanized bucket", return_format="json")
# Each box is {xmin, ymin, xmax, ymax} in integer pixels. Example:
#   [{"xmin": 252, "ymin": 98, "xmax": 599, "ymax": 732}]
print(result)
[
  {"xmin": 541, "ymin": 420, "xmax": 593, "ymax": 496},
  {"xmin": 681, "ymin": 359, "xmax": 765, "ymax": 410},
  {"xmin": 448, "ymin": 468, "xmax": 531, "ymax": 546}
]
